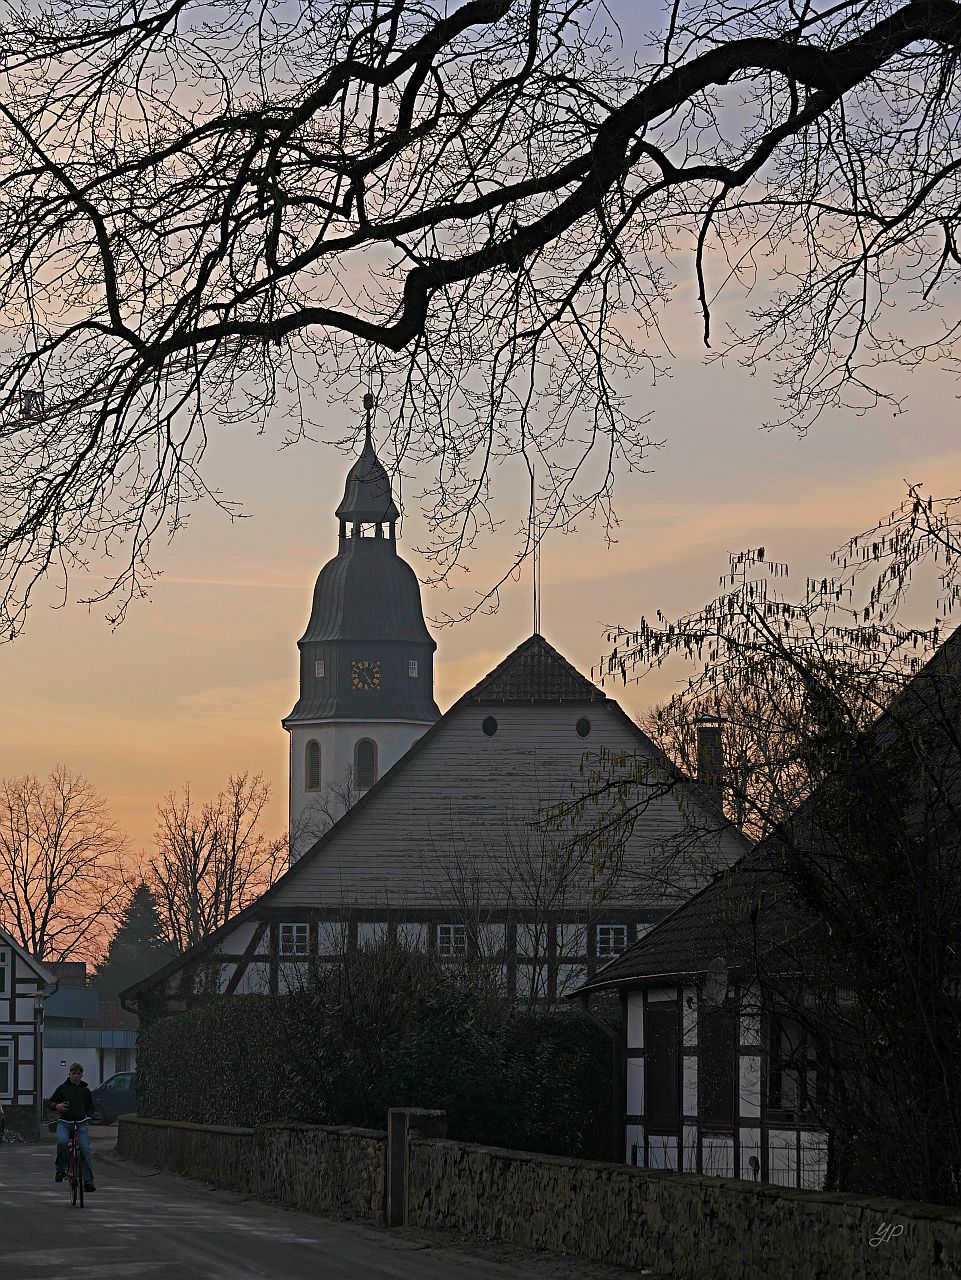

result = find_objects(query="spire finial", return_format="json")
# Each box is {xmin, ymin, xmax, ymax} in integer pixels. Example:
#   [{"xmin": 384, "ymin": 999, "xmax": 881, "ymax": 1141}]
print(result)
[{"xmin": 362, "ymin": 390, "xmax": 375, "ymax": 448}]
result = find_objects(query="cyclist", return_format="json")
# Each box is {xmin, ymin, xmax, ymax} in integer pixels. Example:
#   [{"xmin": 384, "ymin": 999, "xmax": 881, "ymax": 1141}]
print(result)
[{"xmin": 47, "ymin": 1062, "xmax": 96, "ymax": 1192}]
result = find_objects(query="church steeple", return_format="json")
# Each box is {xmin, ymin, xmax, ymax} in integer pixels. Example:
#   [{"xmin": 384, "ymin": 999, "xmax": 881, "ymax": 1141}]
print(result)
[
  {"xmin": 334, "ymin": 393, "xmax": 400, "ymax": 536},
  {"xmin": 283, "ymin": 399, "xmax": 439, "ymax": 861}
]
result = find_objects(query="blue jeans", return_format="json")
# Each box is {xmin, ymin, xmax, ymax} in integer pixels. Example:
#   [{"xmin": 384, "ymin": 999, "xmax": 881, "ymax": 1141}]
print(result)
[{"xmin": 56, "ymin": 1120, "xmax": 94, "ymax": 1184}]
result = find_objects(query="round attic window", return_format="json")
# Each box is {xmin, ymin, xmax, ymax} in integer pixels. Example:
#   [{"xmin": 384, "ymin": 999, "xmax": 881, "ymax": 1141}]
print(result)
[
  {"xmin": 482, "ymin": 716, "xmax": 498, "ymax": 737},
  {"xmin": 576, "ymin": 717, "xmax": 591, "ymax": 738}
]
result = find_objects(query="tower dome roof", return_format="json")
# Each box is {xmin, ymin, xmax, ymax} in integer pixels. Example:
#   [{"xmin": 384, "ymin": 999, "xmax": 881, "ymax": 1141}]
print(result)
[{"xmin": 300, "ymin": 539, "xmax": 435, "ymax": 646}]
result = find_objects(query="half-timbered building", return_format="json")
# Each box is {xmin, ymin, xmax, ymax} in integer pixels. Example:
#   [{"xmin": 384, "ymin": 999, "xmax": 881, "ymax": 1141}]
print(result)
[
  {"xmin": 0, "ymin": 925, "xmax": 56, "ymax": 1139},
  {"xmin": 574, "ymin": 848, "xmax": 829, "ymax": 1189},
  {"xmin": 575, "ymin": 624, "xmax": 961, "ymax": 1190},
  {"xmin": 123, "ymin": 634, "xmax": 749, "ymax": 1019}
]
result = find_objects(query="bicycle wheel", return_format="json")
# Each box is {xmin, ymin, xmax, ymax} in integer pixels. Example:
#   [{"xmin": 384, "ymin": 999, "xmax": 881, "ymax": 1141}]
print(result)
[{"xmin": 78, "ymin": 1171, "xmax": 84, "ymax": 1208}]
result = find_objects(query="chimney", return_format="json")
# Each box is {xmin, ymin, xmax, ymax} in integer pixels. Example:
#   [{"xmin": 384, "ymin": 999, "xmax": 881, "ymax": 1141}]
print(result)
[{"xmin": 695, "ymin": 715, "xmax": 727, "ymax": 806}]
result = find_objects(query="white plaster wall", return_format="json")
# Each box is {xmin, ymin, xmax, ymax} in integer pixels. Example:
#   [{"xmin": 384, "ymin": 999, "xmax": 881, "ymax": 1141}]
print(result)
[
  {"xmin": 222, "ymin": 920, "xmax": 260, "ymax": 954},
  {"xmin": 626, "ymin": 1058, "xmax": 644, "ymax": 1115},
  {"xmin": 626, "ymin": 992, "xmax": 644, "ymax": 1048},
  {"xmin": 682, "ymin": 1056, "xmax": 698, "ymax": 1115},
  {"xmin": 289, "ymin": 719, "xmax": 432, "ymax": 861},
  {"xmin": 739, "ymin": 1054, "xmax": 762, "ymax": 1117},
  {"xmin": 683, "ymin": 1125, "xmax": 698, "ymax": 1172},
  {"xmin": 739, "ymin": 1126, "xmax": 762, "ymax": 1179},
  {"xmin": 702, "ymin": 1135, "xmax": 735, "ymax": 1178},
  {"xmin": 44, "ymin": 1048, "xmax": 100, "ymax": 1094}
]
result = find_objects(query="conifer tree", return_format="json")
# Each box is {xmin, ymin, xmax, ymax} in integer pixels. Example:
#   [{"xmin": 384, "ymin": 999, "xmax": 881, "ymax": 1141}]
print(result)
[{"xmin": 95, "ymin": 884, "xmax": 175, "ymax": 1000}]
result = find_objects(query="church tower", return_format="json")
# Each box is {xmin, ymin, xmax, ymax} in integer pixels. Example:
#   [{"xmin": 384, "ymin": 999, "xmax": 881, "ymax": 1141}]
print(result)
[{"xmin": 283, "ymin": 397, "xmax": 440, "ymax": 862}]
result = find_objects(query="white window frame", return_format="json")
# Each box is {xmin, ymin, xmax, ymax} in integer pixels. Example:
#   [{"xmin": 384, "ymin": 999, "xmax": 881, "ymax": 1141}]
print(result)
[
  {"xmin": 314, "ymin": 658, "xmax": 325, "ymax": 678},
  {"xmin": 0, "ymin": 1040, "xmax": 12, "ymax": 1100},
  {"xmin": 437, "ymin": 923, "xmax": 468, "ymax": 960},
  {"xmin": 408, "ymin": 659, "xmax": 418, "ymax": 678},
  {"xmin": 279, "ymin": 923, "xmax": 311, "ymax": 957},
  {"xmin": 596, "ymin": 924, "xmax": 628, "ymax": 960},
  {"xmin": 0, "ymin": 948, "xmax": 9, "ymax": 998}
]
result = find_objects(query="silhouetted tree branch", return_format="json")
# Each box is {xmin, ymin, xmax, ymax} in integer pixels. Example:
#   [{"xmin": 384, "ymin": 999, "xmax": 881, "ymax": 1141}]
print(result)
[{"xmin": 3, "ymin": 2, "xmax": 961, "ymax": 632}]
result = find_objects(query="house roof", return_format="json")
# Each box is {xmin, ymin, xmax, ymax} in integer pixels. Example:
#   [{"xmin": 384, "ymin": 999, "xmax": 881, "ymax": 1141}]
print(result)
[
  {"xmin": 575, "ymin": 844, "xmax": 805, "ymax": 991},
  {"xmin": 122, "ymin": 632, "xmax": 750, "ymax": 1005},
  {"xmin": 576, "ymin": 621, "xmax": 961, "ymax": 995},
  {"xmin": 462, "ymin": 634, "xmax": 607, "ymax": 704},
  {"xmin": 0, "ymin": 924, "xmax": 57, "ymax": 991}
]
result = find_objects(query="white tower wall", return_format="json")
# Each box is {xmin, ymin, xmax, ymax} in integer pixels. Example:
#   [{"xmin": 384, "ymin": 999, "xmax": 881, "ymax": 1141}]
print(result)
[{"xmin": 288, "ymin": 718, "xmax": 431, "ymax": 862}]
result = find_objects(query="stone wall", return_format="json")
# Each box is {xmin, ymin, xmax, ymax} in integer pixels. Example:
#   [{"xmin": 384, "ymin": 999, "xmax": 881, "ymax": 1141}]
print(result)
[
  {"xmin": 117, "ymin": 1116, "xmax": 259, "ymax": 1192},
  {"xmin": 117, "ymin": 1115, "xmax": 385, "ymax": 1222},
  {"xmin": 406, "ymin": 1138, "xmax": 961, "ymax": 1280},
  {"xmin": 257, "ymin": 1122, "xmax": 385, "ymax": 1220},
  {"xmin": 118, "ymin": 1115, "xmax": 961, "ymax": 1279}
]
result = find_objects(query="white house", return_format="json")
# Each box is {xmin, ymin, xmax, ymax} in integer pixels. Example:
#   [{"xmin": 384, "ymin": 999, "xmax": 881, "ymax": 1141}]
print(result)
[
  {"xmin": 0, "ymin": 925, "xmax": 56, "ymax": 1139},
  {"xmin": 123, "ymin": 634, "xmax": 750, "ymax": 1019}
]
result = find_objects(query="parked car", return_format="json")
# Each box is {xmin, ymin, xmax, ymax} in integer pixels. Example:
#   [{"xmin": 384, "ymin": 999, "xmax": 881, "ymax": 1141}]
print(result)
[{"xmin": 91, "ymin": 1070, "xmax": 137, "ymax": 1124}]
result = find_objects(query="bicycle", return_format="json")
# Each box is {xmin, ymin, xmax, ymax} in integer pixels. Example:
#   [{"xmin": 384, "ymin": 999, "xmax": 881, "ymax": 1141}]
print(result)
[{"xmin": 63, "ymin": 1120, "xmax": 87, "ymax": 1208}]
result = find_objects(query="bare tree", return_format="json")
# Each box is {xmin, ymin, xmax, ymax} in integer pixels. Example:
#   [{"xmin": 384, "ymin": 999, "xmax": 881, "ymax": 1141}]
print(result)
[
  {"xmin": 2, "ymin": 2, "xmax": 961, "ymax": 632},
  {"xmin": 149, "ymin": 773, "xmax": 286, "ymax": 952},
  {"xmin": 0, "ymin": 766, "xmax": 126, "ymax": 961},
  {"xmin": 289, "ymin": 767, "xmax": 357, "ymax": 865}
]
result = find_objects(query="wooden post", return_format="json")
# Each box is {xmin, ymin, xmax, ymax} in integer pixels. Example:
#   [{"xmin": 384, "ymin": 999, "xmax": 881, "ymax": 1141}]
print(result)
[{"xmin": 386, "ymin": 1107, "xmax": 447, "ymax": 1227}]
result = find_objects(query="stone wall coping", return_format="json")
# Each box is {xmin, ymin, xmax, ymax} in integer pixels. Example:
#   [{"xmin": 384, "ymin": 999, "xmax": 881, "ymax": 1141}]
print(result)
[
  {"xmin": 410, "ymin": 1137, "xmax": 961, "ymax": 1226},
  {"xmin": 119, "ymin": 1115, "xmax": 386, "ymax": 1141},
  {"xmin": 119, "ymin": 1115, "xmax": 255, "ymax": 1137},
  {"xmin": 259, "ymin": 1121, "xmax": 387, "ymax": 1139}
]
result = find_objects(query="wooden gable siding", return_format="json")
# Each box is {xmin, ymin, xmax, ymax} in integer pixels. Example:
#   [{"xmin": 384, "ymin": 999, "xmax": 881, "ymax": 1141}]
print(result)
[{"xmin": 269, "ymin": 701, "xmax": 743, "ymax": 912}]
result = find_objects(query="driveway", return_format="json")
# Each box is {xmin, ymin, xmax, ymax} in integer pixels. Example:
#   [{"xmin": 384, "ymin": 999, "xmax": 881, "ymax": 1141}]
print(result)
[{"xmin": 0, "ymin": 1131, "xmax": 647, "ymax": 1279}]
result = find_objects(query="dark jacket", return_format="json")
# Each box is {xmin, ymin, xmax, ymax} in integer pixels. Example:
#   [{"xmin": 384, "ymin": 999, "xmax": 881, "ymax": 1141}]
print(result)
[{"xmin": 47, "ymin": 1078, "xmax": 95, "ymax": 1122}]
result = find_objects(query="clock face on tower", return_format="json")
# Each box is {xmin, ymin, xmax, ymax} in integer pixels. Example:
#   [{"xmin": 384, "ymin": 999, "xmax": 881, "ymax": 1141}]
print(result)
[{"xmin": 351, "ymin": 659, "xmax": 382, "ymax": 690}]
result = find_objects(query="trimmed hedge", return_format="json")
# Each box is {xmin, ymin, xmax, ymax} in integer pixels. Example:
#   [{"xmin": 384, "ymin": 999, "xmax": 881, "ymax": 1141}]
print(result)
[
  {"xmin": 137, "ymin": 959, "xmax": 613, "ymax": 1157},
  {"xmin": 138, "ymin": 995, "xmax": 292, "ymax": 1127}
]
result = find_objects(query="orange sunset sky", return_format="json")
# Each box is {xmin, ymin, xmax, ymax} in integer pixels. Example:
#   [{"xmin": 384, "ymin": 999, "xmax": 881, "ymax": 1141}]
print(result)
[
  {"xmin": 4, "ymin": 2, "xmax": 958, "ymax": 864},
  {"xmin": 1, "ymin": 318, "xmax": 957, "ymax": 859}
]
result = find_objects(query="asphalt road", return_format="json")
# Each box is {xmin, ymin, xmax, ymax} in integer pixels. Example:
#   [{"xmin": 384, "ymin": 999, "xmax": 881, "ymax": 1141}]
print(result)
[{"xmin": 0, "ymin": 1132, "xmax": 645, "ymax": 1280}]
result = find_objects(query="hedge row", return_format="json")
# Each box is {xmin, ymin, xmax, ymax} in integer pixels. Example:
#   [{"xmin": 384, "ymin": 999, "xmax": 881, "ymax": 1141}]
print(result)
[{"xmin": 137, "ymin": 953, "xmax": 614, "ymax": 1158}]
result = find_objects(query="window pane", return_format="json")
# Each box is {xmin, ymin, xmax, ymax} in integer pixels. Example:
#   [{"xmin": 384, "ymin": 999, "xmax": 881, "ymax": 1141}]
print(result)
[
  {"xmin": 596, "ymin": 924, "xmax": 628, "ymax": 959},
  {"xmin": 437, "ymin": 924, "xmax": 467, "ymax": 959},
  {"xmin": 280, "ymin": 923, "xmax": 310, "ymax": 956},
  {"xmin": 408, "ymin": 659, "xmax": 418, "ymax": 677}
]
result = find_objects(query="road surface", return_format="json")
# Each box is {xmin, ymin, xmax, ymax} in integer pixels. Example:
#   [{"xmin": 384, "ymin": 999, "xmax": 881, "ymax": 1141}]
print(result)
[{"xmin": 0, "ymin": 1131, "xmax": 645, "ymax": 1280}]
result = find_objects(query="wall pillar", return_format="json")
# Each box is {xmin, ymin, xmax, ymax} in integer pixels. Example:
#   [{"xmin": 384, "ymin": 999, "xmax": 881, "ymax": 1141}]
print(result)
[{"xmin": 386, "ymin": 1108, "xmax": 447, "ymax": 1227}]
